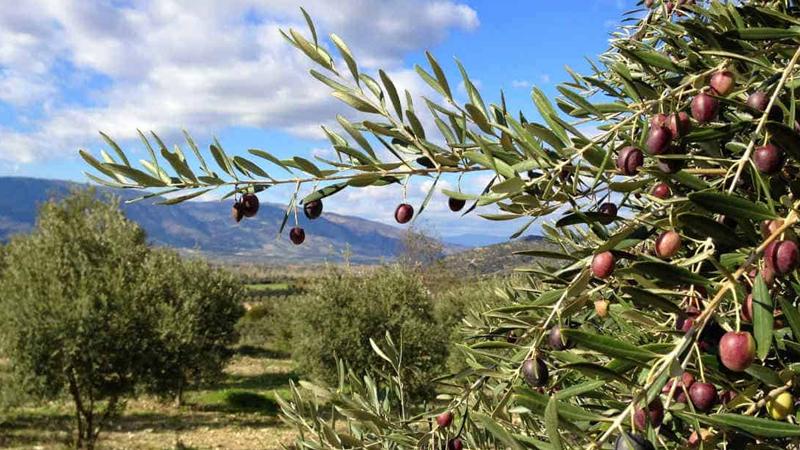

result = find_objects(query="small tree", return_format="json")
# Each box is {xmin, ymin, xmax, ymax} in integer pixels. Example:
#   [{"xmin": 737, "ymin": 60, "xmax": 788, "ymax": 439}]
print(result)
[
  {"xmin": 0, "ymin": 190, "xmax": 153, "ymax": 449},
  {"xmin": 141, "ymin": 250, "xmax": 245, "ymax": 405},
  {"xmin": 291, "ymin": 266, "xmax": 449, "ymax": 401}
]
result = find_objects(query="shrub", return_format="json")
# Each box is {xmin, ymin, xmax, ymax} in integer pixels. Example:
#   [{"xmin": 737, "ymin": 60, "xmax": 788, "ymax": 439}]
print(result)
[
  {"xmin": 140, "ymin": 250, "xmax": 245, "ymax": 404},
  {"xmin": 290, "ymin": 266, "xmax": 448, "ymax": 400}
]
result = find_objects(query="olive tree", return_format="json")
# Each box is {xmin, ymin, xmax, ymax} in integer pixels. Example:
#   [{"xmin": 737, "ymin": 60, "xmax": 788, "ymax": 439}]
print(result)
[
  {"xmin": 0, "ymin": 191, "xmax": 245, "ymax": 449},
  {"xmin": 81, "ymin": 1, "xmax": 800, "ymax": 448},
  {"xmin": 141, "ymin": 249, "xmax": 245, "ymax": 405},
  {"xmin": 290, "ymin": 266, "xmax": 449, "ymax": 401},
  {"xmin": 0, "ymin": 190, "xmax": 153, "ymax": 449}
]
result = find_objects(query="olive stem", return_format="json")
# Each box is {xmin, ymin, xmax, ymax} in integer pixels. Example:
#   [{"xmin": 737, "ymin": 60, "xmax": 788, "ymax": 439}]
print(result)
[
  {"xmin": 693, "ymin": 343, "xmax": 706, "ymax": 383},
  {"xmin": 742, "ymin": 380, "xmax": 793, "ymax": 416}
]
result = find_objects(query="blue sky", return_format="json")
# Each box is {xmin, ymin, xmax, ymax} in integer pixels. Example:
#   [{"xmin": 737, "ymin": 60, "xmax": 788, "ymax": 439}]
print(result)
[{"xmin": 0, "ymin": 0, "xmax": 641, "ymax": 240}]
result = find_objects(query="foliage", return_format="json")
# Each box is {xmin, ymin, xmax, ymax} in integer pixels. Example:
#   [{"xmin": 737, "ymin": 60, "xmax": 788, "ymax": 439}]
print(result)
[
  {"xmin": 81, "ymin": 0, "xmax": 800, "ymax": 448},
  {"xmin": 432, "ymin": 279, "xmax": 506, "ymax": 372},
  {"xmin": 0, "ymin": 191, "xmax": 244, "ymax": 449},
  {"xmin": 441, "ymin": 236, "xmax": 561, "ymax": 276},
  {"xmin": 140, "ymin": 250, "xmax": 245, "ymax": 404},
  {"xmin": 289, "ymin": 266, "xmax": 449, "ymax": 401},
  {"xmin": 0, "ymin": 190, "xmax": 152, "ymax": 449},
  {"xmin": 236, "ymin": 292, "xmax": 299, "ymax": 351}
]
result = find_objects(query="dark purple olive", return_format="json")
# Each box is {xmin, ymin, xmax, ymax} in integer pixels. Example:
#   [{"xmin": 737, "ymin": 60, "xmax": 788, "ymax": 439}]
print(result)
[
  {"xmin": 241, "ymin": 193, "xmax": 260, "ymax": 217},
  {"xmin": 448, "ymin": 197, "xmax": 466, "ymax": 212},
  {"xmin": 646, "ymin": 127, "xmax": 672, "ymax": 155},
  {"xmin": 304, "ymin": 200, "xmax": 323, "ymax": 220},
  {"xmin": 395, "ymin": 203, "xmax": 414, "ymax": 224},
  {"xmin": 231, "ymin": 202, "xmax": 244, "ymax": 223},
  {"xmin": 689, "ymin": 382, "xmax": 719, "ymax": 412},
  {"xmin": 599, "ymin": 202, "xmax": 618, "ymax": 218},
  {"xmin": 719, "ymin": 331, "xmax": 756, "ymax": 372},
  {"xmin": 436, "ymin": 411, "xmax": 453, "ymax": 428},
  {"xmin": 710, "ymin": 70, "xmax": 735, "ymax": 96},
  {"xmin": 521, "ymin": 357, "xmax": 549, "ymax": 387},
  {"xmin": 668, "ymin": 112, "xmax": 691, "ymax": 139},
  {"xmin": 447, "ymin": 438, "xmax": 463, "ymax": 450},
  {"xmin": 506, "ymin": 330, "xmax": 519, "ymax": 344},
  {"xmin": 719, "ymin": 390, "xmax": 736, "ymax": 405},
  {"xmin": 656, "ymin": 154, "xmax": 683, "ymax": 174},
  {"xmin": 592, "ymin": 251, "xmax": 615, "ymax": 279},
  {"xmin": 616, "ymin": 146, "xmax": 644, "ymax": 176},
  {"xmin": 746, "ymin": 91, "xmax": 769, "ymax": 113},
  {"xmin": 289, "ymin": 227, "xmax": 305, "ymax": 245},
  {"xmin": 753, "ymin": 143, "xmax": 784, "ymax": 175},
  {"xmin": 651, "ymin": 183, "xmax": 671, "ymax": 199},
  {"xmin": 650, "ymin": 113, "xmax": 668, "ymax": 128},
  {"xmin": 548, "ymin": 325, "xmax": 573, "ymax": 350},
  {"xmin": 741, "ymin": 294, "xmax": 754, "ymax": 322},
  {"xmin": 691, "ymin": 92, "xmax": 718, "ymax": 124},
  {"xmin": 764, "ymin": 240, "xmax": 799, "ymax": 276},
  {"xmin": 634, "ymin": 398, "xmax": 664, "ymax": 430},
  {"xmin": 654, "ymin": 144, "xmax": 684, "ymax": 174},
  {"xmin": 676, "ymin": 307, "xmax": 700, "ymax": 333},
  {"xmin": 655, "ymin": 230, "xmax": 681, "ymax": 258},
  {"xmin": 416, "ymin": 156, "xmax": 435, "ymax": 168}
]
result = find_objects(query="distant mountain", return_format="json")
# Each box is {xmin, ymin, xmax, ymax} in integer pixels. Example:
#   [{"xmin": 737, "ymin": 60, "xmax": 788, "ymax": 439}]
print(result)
[{"xmin": 0, "ymin": 177, "xmax": 414, "ymax": 263}]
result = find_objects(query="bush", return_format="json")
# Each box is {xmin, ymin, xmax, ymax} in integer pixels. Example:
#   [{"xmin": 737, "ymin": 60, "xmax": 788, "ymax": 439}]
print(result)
[
  {"xmin": 290, "ymin": 266, "xmax": 448, "ymax": 400},
  {"xmin": 236, "ymin": 295, "xmax": 297, "ymax": 351},
  {"xmin": 140, "ymin": 250, "xmax": 245, "ymax": 404}
]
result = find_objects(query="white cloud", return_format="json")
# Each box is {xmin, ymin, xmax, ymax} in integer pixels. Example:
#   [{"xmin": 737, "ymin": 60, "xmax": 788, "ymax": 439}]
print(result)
[
  {"xmin": 511, "ymin": 80, "xmax": 531, "ymax": 89},
  {"xmin": 0, "ymin": 0, "xmax": 478, "ymax": 163}
]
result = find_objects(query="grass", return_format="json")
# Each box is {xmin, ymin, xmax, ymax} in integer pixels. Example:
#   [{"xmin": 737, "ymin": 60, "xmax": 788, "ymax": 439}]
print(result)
[
  {"xmin": 246, "ymin": 283, "xmax": 290, "ymax": 292},
  {"xmin": 0, "ymin": 345, "xmax": 298, "ymax": 450}
]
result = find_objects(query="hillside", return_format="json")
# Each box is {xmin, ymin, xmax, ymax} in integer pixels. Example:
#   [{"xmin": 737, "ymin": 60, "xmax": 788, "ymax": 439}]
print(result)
[
  {"xmin": 0, "ymin": 177, "xmax": 412, "ymax": 263},
  {"xmin": 442, "ymin": 235, "xmax": 558, "ymax": 276}
]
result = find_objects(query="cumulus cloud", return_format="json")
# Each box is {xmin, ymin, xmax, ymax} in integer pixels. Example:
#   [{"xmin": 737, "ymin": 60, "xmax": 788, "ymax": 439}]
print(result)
[{"xmin": 0, "ymin": 0, "xmax": 478, "ymax": 163}]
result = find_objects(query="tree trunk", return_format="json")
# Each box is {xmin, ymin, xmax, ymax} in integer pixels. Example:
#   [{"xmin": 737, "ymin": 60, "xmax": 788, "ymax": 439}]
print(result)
[
  {"xmin": 174, "ymin": 377, "xmax": 184, "ymax": 407},
  {"xmin": 66, "ymin": 371, "xmax": 85, "ymax": 450},
  {"xmin": 84, "ymin": 391, "xmax": 95, "ymax": 450}
]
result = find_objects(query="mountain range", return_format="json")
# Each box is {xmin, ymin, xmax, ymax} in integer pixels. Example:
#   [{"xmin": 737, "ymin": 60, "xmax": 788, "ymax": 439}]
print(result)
[{"xmin": 0, "ymin": 177, "xmax": 428, "ymax": 263}]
